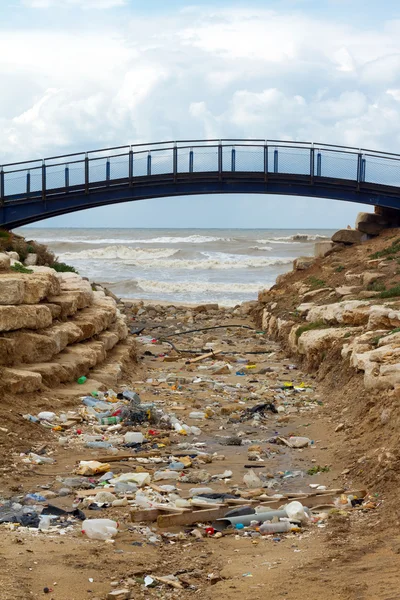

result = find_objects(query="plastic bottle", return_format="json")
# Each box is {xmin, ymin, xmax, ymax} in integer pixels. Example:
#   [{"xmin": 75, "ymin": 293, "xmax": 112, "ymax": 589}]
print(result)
[
  {"xmin": 189, "ymin": 412, "xmax": 206, "ymax": 420},
  {"xmin": 124, "ymin": 432, "xmax": 144, "ymax": 444},
  {"xmin": 114, "ymin": 481, "xmax": 138, "ymax": 494},
  {"xmin": 190, "ymin": 426, "xmax": 202, "ymax": 436},
  {"xmin": 38, "ymin": 515, "xmax": 52, "ymax": 531},
  {"xmin": 77, "ymin": 376, "xmax": 87, "ymax": 385},
  {"xmin": 85, "ymin": 441, "xmax": 114, "ymax": 449},
  {"xmin": 259, "ymin": 521, "xmax": 293, "ymax": 535},
  {"xmin": 153, "ymin": 470, "xmax": 180, "ymax": 481},
  {"xmin": 37, "ymin": 411, "xmax": 57, "ymax": 421},
  {"xmin": 81, "ymin": 519, "xmax": 118, "ymax": 540},
  {"xmin": 100, "ymin": 416, "xmax": 121, "ymax": 425}
]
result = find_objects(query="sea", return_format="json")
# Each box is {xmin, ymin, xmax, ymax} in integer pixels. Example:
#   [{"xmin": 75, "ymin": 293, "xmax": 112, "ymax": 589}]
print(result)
[{"xmin": 19, "ymin": 228, "xmax": 334, "ymax": 306}]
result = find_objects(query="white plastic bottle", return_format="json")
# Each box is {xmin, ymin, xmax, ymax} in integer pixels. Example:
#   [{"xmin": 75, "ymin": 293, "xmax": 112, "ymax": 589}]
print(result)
[
  {"xmin": 81, "ymin": 519, "xmax": 118, "ymax": 540},
  {"xmin": 259, "ymin": 521, "xmax": 293, "ymax": 535}
]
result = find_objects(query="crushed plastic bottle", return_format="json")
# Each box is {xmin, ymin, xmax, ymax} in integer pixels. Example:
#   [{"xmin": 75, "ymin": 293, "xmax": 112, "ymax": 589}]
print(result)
[{"xmin": 81, "ymin": 518, "xmax": 118, "ymax": 540}]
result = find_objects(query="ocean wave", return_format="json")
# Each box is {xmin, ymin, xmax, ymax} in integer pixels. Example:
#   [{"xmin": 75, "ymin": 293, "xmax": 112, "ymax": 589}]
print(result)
[
  {"xmin": 59, "ymin": 246, "xmax": 179, "ymax": 260},
  {"xmin": 107, "ymin": 279, "xmax": 267, "ymax": 295},
  {"xmin": 249, "ymin": 245, "xmax": 273, "ymax": 251},
  {"xmin": 59, "ymin": 245, "xmax": 294, "ymax": 270},
  {"xmin": 36, "ymin": 234, "xmax": 231, "ymax": 245},
  {"xmin": 257, "ymin": 233, "xmax": 329, "ymax": 244}
]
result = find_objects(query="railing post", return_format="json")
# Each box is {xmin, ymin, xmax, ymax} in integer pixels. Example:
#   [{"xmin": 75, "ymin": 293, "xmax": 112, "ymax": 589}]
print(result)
[
  {"xmin": 310, "ymin": 146, "xmax": 315, "ymax": 182},
  {"xmin": 42, "ymin": 160, "xmax": 46, "ymax": 201},
  {"xmin": 65, "ymin": 165, "xmax": 69, "ymax": 191},
  {"xmin": 274, "ymin": 149, "xmax": 278, "ymax": 173},
  {"xmin": 361, "ymin": 158, "xmax": 366, "ymax": 183},
  {"xmin": 84, "ymin": 153, "xmax": 89, "ymax": 194},
  {"xmin": 218, "ymin": 142, "xmax": 223, "ymax": 178},
  {"xmin": 173, "ymin": 145, "xmax": 178, "ymax": 181},
  {"xmin": 264, "ymin": 143, "xmax": 268, "ymax": 181},
  {"xmin": 26, "ymin": 170, "xmax": 31, "ymax": 196},
  {"xmin": 357, "ymin": 152, "xmax": 363, "ymax": 188},
  {"xmin": 189, "ymin": 149, "xmax": 194, "ymax": 173},
  {"xmin": 147, "ymin": 152, "xmax": 151, "ymax": 176},
  {"xmin": 231, "ymin": 148, "xmax": 236, "ymax": 172},
  {"xmin": 106, "ymin": 159, "xmax": 111, "ymax": 184},
  {"xmin": 0, "ymin": 168, "xmax": 4, "ymax": 205},
  {"xmin": 317, "ymin": 152, "xmax": 322, "ymax": 177},
  {"xmin": 129, "ymin": 148, "xmax": 133, "ymax": 185}
]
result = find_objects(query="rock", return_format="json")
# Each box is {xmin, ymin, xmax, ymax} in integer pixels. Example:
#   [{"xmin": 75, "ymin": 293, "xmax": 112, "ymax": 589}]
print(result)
[
  {"xmin": 362, "ymin": 271, "xmax": 385, "ymax": 287},
  {"xmin": 331, "ymin": 229, "xmax": 364, "ymax": 244},
  {"xmin": 335, "ymin": 286, "xmax": 362, "ymax": 297},
  {"xmin": 345, "ymin": 272, "xmax": 363, "ymax": 285},
  {"xmin": 314, "ymin": 241, "xmax": 335, "ymax": 257},
  {"xmin": 107, "ymin": 591, "xmax": 131, "ymax": 600},
  {"xmin": 293, "ymin": 256, "xmax": 314, "ymax": 271},
  {"xmin": 0, "ymin": 278, "xmax": 25, "ymax": 305},
  {"xmin": 302, "ymin": 288, "xmax": 333, "ymax": 302},
  {"xmin": 193, "ymin": 303, "xmax": 219, "ymax": 313},
  {"xmin": 355, "ymin": 212, "xmax": 388, "ymax": 235},
  {"xmin": 307, "ymin": 300, "xmax": 370, "ymax": 326},
  {"xmin": 5, "ymin": 251, "xmax": 19, "ymax": 261},
  {"xmin": 0, "ymin": 253, "xmax": 11, "ymax": 271},
  {"xmin": 297, "ymin": 327, "xmax": 359, "ymax": 362},
  {"xmin": 335, "ymin": 423, "xmax": 345, "ymax": 432},
  {"xmin": 24, "ymin": 253, "xmax": 38, "ymax": 266},
  {"xmin": 0, "ymin": 305, "xmax": 53, "ymax": 332}
]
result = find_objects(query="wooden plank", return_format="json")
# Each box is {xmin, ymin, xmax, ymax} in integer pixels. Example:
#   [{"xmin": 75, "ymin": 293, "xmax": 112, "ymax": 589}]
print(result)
[
  {"xmin": 93, "ymin": 451, "xmax": 161, "ymax": 463},
  {"xmin": 130, "ymin": 506, "xmax": 185, "ymax": 523},
  {"xmin": 157, "ymin": 506, "xmax": 229, "ymax": 528},
  {"xmin": 186, "ymin": 347, "xmax": 222, "ymax": 364}
]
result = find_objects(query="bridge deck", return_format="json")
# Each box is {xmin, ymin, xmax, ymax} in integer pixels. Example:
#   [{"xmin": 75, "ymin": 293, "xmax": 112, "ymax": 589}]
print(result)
[{"xmin": 1, "ymin": 140, "xmax": 400, "ymax": 228}]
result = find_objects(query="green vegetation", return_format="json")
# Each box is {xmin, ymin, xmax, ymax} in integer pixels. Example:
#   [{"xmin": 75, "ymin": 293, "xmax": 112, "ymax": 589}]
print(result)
[
  {"xmin": 370, "ymin": 238, "xmax": 400, "ymax": 260},
  {"xmin": 0, "ymin": 230, "xmax": 10, "ymax": 239},
  {"xmin": 11, "ymin": 263, "xmax": 33, "ymax": 274},
  {"xmin": 307, "ymin": 465, "xmax": 330, "ymax": 476},
  {"xmin": 389, "ymin": 327, "xmax": 400, "ymax": 335},
  {"xmin": 295, "ymin": 320, "xmax": 327, "ymax": 338},
  {"xmin": 307, "ymin": 276, "xmax": 326, "ymax": 289},
  {"xmin": 367, "ymin": 281, "xmax": 386, "ymax": 292},
  {"xmin": 379, "ymin": 285, "xmax": 400, "ymax": 299},
  {"xmin": 335, "ymin": 265, "xmax": 345, "ymax": 273},
  {"xmin": 52, "ymin": 262, "xmax": 78, "ymax": 274},
  {"xmin": 343, "ymin": 331, "xmax": 352, "ymax": 339}
]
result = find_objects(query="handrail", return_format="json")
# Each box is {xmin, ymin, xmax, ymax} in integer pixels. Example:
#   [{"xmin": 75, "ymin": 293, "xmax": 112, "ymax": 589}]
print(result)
[{"xmin": 2, "ymin": 138, "xmax": 400, "ymax": 170}]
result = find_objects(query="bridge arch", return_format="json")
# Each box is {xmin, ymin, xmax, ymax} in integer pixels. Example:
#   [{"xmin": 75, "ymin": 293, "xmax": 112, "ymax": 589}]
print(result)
[{"xmin": 1, "ymin": 139, "xmax": 400, "ymax": 229}]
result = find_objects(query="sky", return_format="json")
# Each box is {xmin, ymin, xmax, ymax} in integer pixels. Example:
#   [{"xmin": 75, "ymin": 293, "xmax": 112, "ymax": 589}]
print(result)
[{"xmin": 2, "ymin": 0, "xmax": 400, "ymax": 228}]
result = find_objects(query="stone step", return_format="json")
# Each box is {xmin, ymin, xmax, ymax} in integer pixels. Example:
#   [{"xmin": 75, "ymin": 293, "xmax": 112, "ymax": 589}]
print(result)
[
  {"xmin": 1, "ymin": 367, "xmax": 42, "ymax": 393},
  {"xmin": 0, "ymin": 305, "xmax": 53, "ymax": 332},
  {"xmin": 0, "ymin": 272, "xmax": 60, "ymax": 305}
]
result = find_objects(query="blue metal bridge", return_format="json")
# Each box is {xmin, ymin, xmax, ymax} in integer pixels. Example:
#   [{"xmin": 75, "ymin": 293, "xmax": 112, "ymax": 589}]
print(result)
[{"xmin": 1, "ymin": 139, "xmax": 400, "ymax": 228}]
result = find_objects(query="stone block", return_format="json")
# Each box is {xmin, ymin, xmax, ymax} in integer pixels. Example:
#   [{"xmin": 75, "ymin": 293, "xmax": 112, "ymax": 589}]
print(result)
[
  {"xmin": 362, "ymin": 271, "xmax": 385, "ymax": 287},
  {"xmin": 1, "ymin": 367, "xmax": 42, "ymax": 393},
  {"xmin": 356, "ymin": 212, "xmax": 388, "ymax": 235},
  {"xmin": 331, "ymin": 229, "xmax": 364, "ymax": 244},
  {"xmin": 0, "ymin": 277, "xmax": 25, "ymax": 305},
  {"xmin": 0, "ymin": 338, "xmax": 16, "ymax": 365},
  {"xmin": 24, "ymin": 253, "xmax": 38, "ymax": 266},
  {"xmin": 0, "ymin": 253, "xmax": 11, "ymax": 271},
  {"xmin": 0, "ymin": 305, "xmax": 53, "ymax": 332},
  {"xmin": 293, "ymin": 256, "xmax": 314, "ymax": 270},
  {"xmin": 314, "ymin": 241, "xmax": 335, "ymax": 257}
]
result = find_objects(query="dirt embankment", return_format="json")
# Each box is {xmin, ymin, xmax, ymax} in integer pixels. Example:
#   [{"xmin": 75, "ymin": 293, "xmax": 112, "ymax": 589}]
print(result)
[{"xmin": 253, "ymin": 228, "xmax": 400, "ymax": 507}]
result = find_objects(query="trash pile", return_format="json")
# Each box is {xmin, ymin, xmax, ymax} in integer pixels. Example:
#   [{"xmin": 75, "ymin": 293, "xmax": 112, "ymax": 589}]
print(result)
[{"xmin": 0, "ymin": 302, "xmax": 378, "ymax": 598}]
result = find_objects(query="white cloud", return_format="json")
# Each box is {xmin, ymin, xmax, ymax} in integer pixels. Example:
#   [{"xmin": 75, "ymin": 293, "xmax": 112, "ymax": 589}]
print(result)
[
  {"xmin": 23, "ymin": 0, "xmax": 126, "ymax": 8},
  {"xmin": 2, "ymin": 7, "xmax": 400, "ymax": 163}
]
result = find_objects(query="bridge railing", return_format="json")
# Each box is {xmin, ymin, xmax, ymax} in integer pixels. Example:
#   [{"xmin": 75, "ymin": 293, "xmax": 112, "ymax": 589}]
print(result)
[{"xmin": 2, "ymin": 139, "xmax": 400, "ymax": 201}]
